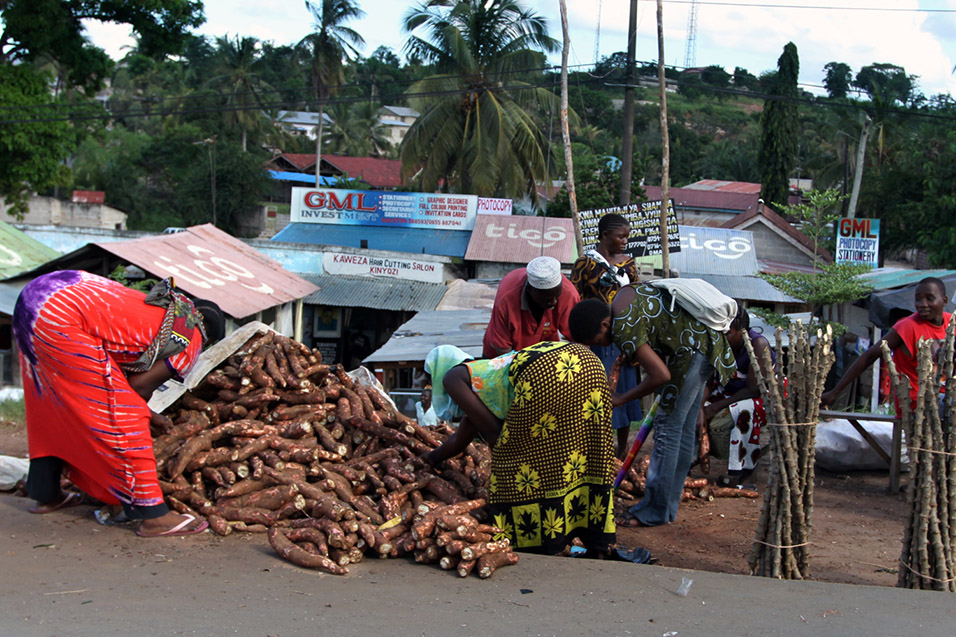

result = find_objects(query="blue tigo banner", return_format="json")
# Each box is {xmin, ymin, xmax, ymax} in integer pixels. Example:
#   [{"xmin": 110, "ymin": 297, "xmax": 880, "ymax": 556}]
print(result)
[{"xmin": 291, "ymin": 187, "xmax": 493, "ymax": 231}]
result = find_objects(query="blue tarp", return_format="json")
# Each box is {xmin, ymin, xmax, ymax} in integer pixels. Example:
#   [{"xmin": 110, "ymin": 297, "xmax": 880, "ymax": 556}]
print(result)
[
  {"xmin": 271, "ymin": 223, "xmax": 471, "ymax": 258},
  {"xmin": 268, "ymin": 170, "xmax": 337, "ymax": 186}
]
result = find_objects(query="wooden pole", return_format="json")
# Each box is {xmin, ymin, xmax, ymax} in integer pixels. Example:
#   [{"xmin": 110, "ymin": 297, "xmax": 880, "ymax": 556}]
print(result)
[
  {"xmin": 847, "ymin": 116, "xmax": 871, "ymax": 219},
  {"xmin": 618, "ymin": 0, "xmax": 639, "ymax": 206},
  {"xmin": 656, "ymin": 0, "xmax": 671, "ymax": 277},
  {"xmin": 559, "ymin": 0, "xmax": 584, "ymax": 254}
]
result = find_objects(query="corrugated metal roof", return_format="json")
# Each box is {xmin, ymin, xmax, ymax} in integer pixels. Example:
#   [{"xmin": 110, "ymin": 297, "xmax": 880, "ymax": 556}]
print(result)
[
  {"xmin": 0, "ymin": 219, "xmax": 60, "ymax": 279},
  {"xmin": 464, "ymin": 216, "xmax": 575, "ymax": 264},
  {"xmin": 297, "ymin": 273, "xmax": 447, "ymax": 312},
  {"xmin": 684, "ymin": 180, "xmax": 762, "ymax": 194},
  {"xmin": 644, "ymin": 185, "xmax": 759, "ymax": 213},
  {"xmin": 856, "ymin": 267, "xmax": 956, "ymax": 292},
  {"xmin": 364, "ymin": 309, "xmax": 490, "ymax": 364},
  {"xmin": 272, "ymin": 223, "xmax": 471, "ymax": 258},
  {"xmin": 691, "ymin": 274, "xmax": 799, "ymax": 304},
  {"xmin": 96, "ymin": 224, "xmax": 317, "ymax": 319},
  {"xmin": 671, "ymin": 225, "xmax": 759, "ymax": 276}
]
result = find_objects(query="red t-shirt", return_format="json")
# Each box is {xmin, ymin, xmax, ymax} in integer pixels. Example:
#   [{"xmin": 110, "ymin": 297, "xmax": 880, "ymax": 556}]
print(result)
[
  {"xmin": 892, "ymin": 312, "xmax": 952, "ymax": 405},
  {"xmin": 482, "ymin": 268, "xmax": 580, "ymax": 358}
]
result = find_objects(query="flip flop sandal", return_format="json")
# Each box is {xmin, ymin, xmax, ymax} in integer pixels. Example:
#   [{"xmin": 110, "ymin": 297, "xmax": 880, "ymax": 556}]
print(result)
[
  {"xmin": 614, "ymin": 511, "xmax": 650, "ymax": 528},
  {"xmin": 136, "ymin": 514, "xmax": 209, "ymax": 538},
  {"xmin": 28, "ymin": 492, "xmax": 84, "ymax": 514}
]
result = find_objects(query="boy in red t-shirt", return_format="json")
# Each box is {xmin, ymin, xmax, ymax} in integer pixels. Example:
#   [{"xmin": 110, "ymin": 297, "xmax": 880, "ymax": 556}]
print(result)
[{"xmin": 822, "ymin": 277, "xmax": 951, "ymax": 411}]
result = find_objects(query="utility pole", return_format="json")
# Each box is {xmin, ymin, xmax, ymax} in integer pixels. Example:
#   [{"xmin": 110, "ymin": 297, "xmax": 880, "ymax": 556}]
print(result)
[
  {"xmin": 618, "ymin": 0, "xmax": 638, "ymax": 205},
  {"xmin": 847, "ymin": 116, "xmax": 871, "ymax": 219},
  {"xmin": 656, "ymin": 0, "xmax": 670, "ymax": 277},
  {"xmin": 559, "ymin": 0, "xmax": 584, "ymax": 254}
]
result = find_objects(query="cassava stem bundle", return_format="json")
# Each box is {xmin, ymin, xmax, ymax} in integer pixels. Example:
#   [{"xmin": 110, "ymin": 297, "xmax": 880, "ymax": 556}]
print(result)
[{"xmin": 745, "ymin": 323, "xmax": 834, "ymax": 579}]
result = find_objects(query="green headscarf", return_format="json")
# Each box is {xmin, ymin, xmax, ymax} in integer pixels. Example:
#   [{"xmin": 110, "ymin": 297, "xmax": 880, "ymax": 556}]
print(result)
[{"xmin": 424, "ymin": 345, "xmax": 474, "ymax": 421}]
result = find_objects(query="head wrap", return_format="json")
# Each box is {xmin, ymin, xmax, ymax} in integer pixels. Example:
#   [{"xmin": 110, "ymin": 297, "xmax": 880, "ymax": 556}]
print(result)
[
  {"xmin": 526, "ymin": 256, "xmax": 562, "ymax": 290},
  {"xmin": 424, "ymin": 345, "xmax": 474, "ymax": 421}
]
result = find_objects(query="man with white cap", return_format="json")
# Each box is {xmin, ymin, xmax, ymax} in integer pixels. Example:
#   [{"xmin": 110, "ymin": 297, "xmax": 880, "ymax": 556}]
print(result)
[{"xmin": 482, "ymin": 256, "xmax": 581, "ymax": 358}]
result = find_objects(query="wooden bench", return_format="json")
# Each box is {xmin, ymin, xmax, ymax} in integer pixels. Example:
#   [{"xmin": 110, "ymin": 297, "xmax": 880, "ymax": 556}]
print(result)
[{"xmin": 818, "ymin": 410, "xmax": 903, "ymax": 492}]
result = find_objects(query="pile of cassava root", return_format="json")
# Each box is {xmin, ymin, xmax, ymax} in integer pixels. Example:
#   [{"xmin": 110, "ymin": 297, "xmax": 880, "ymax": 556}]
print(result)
[{"xmin": 153, "ymin": 330, "xmax": 518, "ymax": 578}]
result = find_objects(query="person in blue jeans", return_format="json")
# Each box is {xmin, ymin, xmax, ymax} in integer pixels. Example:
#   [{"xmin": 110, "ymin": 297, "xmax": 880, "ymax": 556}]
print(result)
[{"xmin": 569, "ymin": 289, "xmax": 736, "ymax": 527}]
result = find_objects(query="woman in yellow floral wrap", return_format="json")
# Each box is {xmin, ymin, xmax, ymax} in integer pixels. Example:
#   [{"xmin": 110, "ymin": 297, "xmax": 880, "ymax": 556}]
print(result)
[{"xmin": 422, "ymin": 341, "xmax": 616, "ymax": 556}]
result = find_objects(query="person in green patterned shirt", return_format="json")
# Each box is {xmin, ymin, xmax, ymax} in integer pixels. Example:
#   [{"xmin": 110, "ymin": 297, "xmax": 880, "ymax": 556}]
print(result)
[{"xmin": 569, "ymin": 286, "xmax": 736, "ymax": 527}]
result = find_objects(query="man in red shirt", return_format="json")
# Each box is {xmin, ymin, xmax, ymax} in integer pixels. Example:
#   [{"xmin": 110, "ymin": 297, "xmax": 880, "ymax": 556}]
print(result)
[
  {"xmin": 822, "ymin": 277, "xmax": 951, "ymax": 412},
  {"xmin": 482, "ymin": 256, "xmax": 580, "ymax": 358}
]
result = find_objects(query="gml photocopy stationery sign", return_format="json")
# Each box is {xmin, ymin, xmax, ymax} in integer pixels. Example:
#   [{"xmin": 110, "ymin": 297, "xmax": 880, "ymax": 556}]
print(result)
[
  {"xmin": 291, "ymin": 187, "xmax": 510, "ymax": 231},
  {"xmin": 835, "ymin": 218, "xmax": 879, "ymax": 268}
]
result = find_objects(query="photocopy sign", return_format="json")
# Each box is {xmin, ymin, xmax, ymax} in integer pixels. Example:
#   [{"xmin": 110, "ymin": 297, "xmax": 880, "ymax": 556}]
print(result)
[
  {"xmin": 578, "ymin": 200, "xmax": 681, "ymax": 256},
  {"xmin": 835, "ymin": 218, "xmax": 879, "ymax": 268}
]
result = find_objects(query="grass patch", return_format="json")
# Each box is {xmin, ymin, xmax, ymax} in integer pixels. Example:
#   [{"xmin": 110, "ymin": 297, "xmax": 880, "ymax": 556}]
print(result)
[{"xmin": 0, "ymin": 397, "xmax": 26, "ymax": 426}]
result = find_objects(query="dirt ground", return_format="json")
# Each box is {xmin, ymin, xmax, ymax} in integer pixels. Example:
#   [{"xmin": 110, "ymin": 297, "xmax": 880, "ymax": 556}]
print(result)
[{"xmin": 0, "ymin": 416, "xmax": 909, "ymax": 589}]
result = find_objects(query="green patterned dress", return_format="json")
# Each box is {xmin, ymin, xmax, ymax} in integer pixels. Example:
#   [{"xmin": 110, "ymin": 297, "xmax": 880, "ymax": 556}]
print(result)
[{"xmin": 489, "ymin": 341, "xmax": 616, "ymax": 554}]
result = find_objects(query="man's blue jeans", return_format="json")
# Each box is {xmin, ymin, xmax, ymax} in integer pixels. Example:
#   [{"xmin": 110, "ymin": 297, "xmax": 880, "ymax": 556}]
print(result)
[{"xmin": 629, "ymin": 351, "xmax": 714, "ymax": 526}]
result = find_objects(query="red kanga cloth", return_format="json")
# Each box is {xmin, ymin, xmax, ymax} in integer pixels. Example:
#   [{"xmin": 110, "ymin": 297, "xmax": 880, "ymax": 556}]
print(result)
[
  {"xmin": 482, "ymin": 268, "xmax": 580, "ymax": 358},
  {"xmin": 19, "ymin": 272, "xmax": 201, "ymax": 508}
]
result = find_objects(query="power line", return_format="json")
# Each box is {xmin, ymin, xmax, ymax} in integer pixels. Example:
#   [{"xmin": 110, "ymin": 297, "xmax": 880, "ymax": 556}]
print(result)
[{"xmin": 646, "ymin": 0, "xmax": 956, "ymax": 12}]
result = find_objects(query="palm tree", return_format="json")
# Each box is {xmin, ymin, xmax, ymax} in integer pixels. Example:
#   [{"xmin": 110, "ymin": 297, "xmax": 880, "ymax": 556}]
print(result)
[
  {"xmin": 210, "ymin": 36, "xmax": 271, "ymax": 152},
  {"xmin": 295, "ymin": 0, "xmax": 366, "ymax": 186},
  {"xmin": 400, "ymin": 0, "xmax": 561, "ymax": 206},
  {"xmin": 324, "ymin": 101, "xmax": 393, "ymax": 157}
]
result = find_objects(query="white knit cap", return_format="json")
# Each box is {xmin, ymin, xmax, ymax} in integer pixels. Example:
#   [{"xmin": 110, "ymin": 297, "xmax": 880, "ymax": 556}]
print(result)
[{"xmin": 526, "ymin": 256, "xmax": 562, "ymax": 289}]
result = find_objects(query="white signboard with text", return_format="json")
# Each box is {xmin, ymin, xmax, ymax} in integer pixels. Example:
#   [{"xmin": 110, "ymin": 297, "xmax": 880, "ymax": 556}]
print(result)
[{"xmin": 322, "ymin": 252, "xmax": 444, "ymax": 284}]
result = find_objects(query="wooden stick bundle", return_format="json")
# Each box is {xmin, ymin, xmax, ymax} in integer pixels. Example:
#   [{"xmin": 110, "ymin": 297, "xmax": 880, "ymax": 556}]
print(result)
[
  {"xmin": 745, "ymin": 323, "xmax": 834, "ymax": 579},
  {"xmin": 884, "ymin": 316, "xmax": 956, "ymax": 591}
]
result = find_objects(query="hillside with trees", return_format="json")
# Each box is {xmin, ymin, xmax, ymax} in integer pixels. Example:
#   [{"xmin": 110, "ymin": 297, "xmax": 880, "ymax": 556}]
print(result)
[{"xmin": 1, "ymin": 0, "xmax": 954, "ymax": 264}]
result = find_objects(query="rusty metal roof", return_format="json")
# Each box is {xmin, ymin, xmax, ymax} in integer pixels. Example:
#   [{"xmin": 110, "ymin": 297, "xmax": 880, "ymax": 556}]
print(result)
[
  {"xmin": 90, "ymin": 224, "xmax": 317, "ymax": 319},
  {"xmin": 464, "ymin": 215, "xmax": 575, "ymax": 264},
  {"xmin": 364, "ymin": 309, "xmax": 490, "ymax": 365},
  {"xmin": 297, "ymin": 273, "xmax": 447, "ymax": 312}
]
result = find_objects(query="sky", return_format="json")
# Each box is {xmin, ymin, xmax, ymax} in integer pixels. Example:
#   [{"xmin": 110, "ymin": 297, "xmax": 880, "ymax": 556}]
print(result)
[{"xmin": 83, "ymin": 0, "xmax": 956, "ymax": 98}]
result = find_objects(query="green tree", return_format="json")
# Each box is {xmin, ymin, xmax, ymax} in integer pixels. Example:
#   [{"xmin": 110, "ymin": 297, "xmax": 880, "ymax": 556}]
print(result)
[
  {"xmin": 732, "ymin": 66, "xmax": 758, "ymax": 91},
  {"xmin": 822, "ymin": 61, "xmax": 852, "ymax": 100},
  {"xmin": 399, "ymin": 0, "xmax": 561, "ymax": 205},
  {"xmin": 323, "ymin": 101, "xmax": 393, "ymax": 157},
  {"xmin": 761, "ymin": 262, "xmax": 873, "ymax": 330},
  {"xmin": 296, "ymin": 0, "xmax": 366, "ymax": 185},
  {"xmin": 0, "ymin": 0, "xmax": 204, "ymax": 92},
  {"xmin": 853, "ymin": 63, "xmax": 918, "ymax": 107},
  {"xmin": 758, "ymin": 42, "xmax": 799, "ymax": 211},
  {"xmin": 0, "ymin": 65, "xmax": 76, "ymax": 217},
  {"xmin": 210, "ymin": 36, "xmax": 271, "ymax": 151}
]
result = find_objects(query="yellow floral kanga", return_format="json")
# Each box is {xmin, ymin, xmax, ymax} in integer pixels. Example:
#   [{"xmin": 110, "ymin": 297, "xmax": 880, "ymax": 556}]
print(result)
[
  {"xmin": 589, "ymin": 495, "xmax": 607, "ymax": 525},
  {"xmin": 496, "ymin": 422, "xmax": 510, "ymax": 446},
  {"xmin": 493, "ymin": 513, "xmax": 514, "ymax": 542},
  {"xmin": 581, "ymin": 389, "xmax": 605, "ymax": 422},
  {"xmin": 555, "ymin": 350, "xmax": 582, "ymax": 382},
  {"xmin": 563, "ymin": 450, "xmax": 587, "ymax": 484},
  {"xmin": 531, "ymin": 412, "xmax": 557, "ymax": 438},
  {"xmin": 509, "ymin": 351, "xmax": 531, "ymax": 380},
  {"xmin": 489, "ymin": 473, "xmax": 498, "ymax": 494},
  {"xmin": 513, "ymin": 380, "xmax": 533, "ymax": 407},
  {"xmin": 543, "ymin": 507, "xmax": 564, "ymax": 538},
  {"xmin": 514, "ymin": 463, "xmax": 541, "ymax": 493}
]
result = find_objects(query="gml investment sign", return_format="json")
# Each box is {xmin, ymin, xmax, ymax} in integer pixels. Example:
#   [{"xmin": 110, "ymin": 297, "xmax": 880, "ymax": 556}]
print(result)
[{"xmin": 836, "ymin": 218, "xmax": 879, "ymax": 268}]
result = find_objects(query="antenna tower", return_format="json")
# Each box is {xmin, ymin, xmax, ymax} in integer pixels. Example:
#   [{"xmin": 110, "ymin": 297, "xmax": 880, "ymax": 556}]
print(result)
[
  {"xmin": 593, "ymin": 0, "xmax": 603, "ymax": 64},
  {"xmin": 683, "ymin": 0, "xmax": 699, "ymax": 68}
]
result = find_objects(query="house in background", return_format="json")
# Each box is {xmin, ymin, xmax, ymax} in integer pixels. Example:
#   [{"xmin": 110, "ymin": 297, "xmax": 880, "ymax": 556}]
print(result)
[
  {"xmin": 721, "ymin": 201, "xmax": 832, "ymax": 271},
  {"xmin": 378, "ymin": 105, "xmax": 419, "ymax": 146},
  {"xmin": 4, "ymin": 192, "xmax": 127, "ymax": 230}
]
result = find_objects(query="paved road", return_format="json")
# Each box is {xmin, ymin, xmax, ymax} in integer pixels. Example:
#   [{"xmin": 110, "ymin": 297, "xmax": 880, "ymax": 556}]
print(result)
[{"xmin": 1, "ymin": 494, "xmax": 951, "ymax": 636}]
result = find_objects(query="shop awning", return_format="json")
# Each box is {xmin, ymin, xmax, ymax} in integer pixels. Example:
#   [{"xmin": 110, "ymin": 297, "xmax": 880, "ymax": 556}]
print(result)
[
  {"xmin": 297, "ymin": 274, "xmax": 447, "ymax": 312},
  {"xmin": 272, "ymin": 223, "xmax": 471, "ymax": 258}
]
